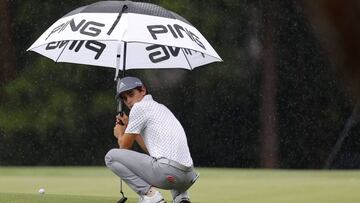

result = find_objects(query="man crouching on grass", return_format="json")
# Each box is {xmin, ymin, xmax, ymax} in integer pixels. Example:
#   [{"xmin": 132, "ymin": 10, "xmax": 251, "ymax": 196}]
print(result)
[{"xmin": 105, "ymin": 76, "xmax": 199, "ymax": 203}]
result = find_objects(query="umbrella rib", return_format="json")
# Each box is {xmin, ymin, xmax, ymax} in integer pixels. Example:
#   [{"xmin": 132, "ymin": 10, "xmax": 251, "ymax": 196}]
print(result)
[
  {"xmin": 107, "ymin": 5, "xmax": 128, "ymax": 35},
  {"xmin": 55, "ymin": 41, "xmax": 71, "ymax": 63},
  {"xmin": 181, "ymin": 48, "xmax": 193, "ymax": 70}
]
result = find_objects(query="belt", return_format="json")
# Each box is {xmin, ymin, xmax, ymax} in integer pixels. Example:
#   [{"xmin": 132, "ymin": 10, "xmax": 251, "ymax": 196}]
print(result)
[{"xmin": 156, "ymin": 157, "xmax": 193, "ymax": 172}]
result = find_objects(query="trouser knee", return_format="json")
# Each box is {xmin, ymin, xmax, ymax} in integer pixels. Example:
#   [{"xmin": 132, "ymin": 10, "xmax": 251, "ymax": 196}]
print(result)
[{"xmin": 104, "ymin": 148, "xmax": 118, "ymax": 167}]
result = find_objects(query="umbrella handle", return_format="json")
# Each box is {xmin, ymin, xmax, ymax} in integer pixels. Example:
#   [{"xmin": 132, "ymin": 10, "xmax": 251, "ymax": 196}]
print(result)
[
  {"xmin": 116, "ymin": 102, "xmax": 125, "ymax": 126},
  {"xmin": 116, "ymin": 77, "xmax": 125, "ymax": 126}
]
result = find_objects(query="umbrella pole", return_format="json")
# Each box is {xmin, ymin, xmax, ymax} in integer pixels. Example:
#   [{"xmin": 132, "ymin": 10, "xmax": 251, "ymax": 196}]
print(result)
[
  {"xmin": 116, "ymin": 42, "xmax": 128, "ymax": 203},
  {"xmin": 113, "ymin": 30, "xmax": 128, "ymax": 203},
  {"xmin": 122, "ymin": 41, "xmax": 127, "ymax": 79},
  {"xmin": 116, "ymin": 41, "xmax": 127, "ymax": 116},
  {"xmin": 114, "ymin": 4, "xmax": 128, "ymax": 115}
]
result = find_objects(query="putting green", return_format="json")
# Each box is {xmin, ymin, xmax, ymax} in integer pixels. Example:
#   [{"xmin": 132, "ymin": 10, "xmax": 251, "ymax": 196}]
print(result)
[{"xmin": 0, "ymin": 167, "xmax": 360, "ymax": 203}]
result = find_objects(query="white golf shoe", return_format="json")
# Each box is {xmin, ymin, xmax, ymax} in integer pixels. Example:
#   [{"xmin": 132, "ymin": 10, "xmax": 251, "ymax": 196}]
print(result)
[{"xmin": 138, "ymin": 191, "xmax": 166, "ymax": 203}]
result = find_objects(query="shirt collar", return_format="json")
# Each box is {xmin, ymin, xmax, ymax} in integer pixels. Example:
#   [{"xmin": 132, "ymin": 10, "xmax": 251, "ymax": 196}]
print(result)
[{"xmin": 143, "ymin": 94, "xmax": 153, "ymax": 101}]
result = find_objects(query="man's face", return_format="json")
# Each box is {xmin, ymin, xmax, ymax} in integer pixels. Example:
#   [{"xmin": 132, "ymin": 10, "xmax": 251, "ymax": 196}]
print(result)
[{"xmin": 120, "ymin": 86, "xmax": 146, "ymax": 109}]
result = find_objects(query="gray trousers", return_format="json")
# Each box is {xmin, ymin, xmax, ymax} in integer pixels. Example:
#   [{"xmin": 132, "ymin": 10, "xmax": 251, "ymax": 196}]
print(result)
[{"xmin": 105, "ymin": 149, "xmax": 198, "ymax": 199}]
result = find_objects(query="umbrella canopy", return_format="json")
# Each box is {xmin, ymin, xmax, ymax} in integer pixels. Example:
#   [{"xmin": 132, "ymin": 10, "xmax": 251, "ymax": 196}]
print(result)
[{"xmin": 27, "ymin": 0, "xmax": 222, "ymax": 74}]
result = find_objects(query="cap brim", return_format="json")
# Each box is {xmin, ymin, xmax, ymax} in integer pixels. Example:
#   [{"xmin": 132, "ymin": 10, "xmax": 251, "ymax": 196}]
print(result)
[{"xmin": 115, "ymin": 85, "xmax": 142, "ymax": 100}]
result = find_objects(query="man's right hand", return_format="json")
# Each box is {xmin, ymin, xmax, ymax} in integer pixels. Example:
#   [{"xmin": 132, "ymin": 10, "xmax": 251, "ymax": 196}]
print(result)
[
  {"xmin": 116, "ymin": 113, "xmax": 129, "ymax": 126},
  {"xmin": 114, "ymin": 113, "xmax": 128, "ymax": 138}
]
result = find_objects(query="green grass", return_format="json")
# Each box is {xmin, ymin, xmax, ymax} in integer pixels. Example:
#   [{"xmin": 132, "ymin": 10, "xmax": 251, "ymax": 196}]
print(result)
[{"xmin": 0, "ymin": 167, "xmax": 360, "ymax": 203}]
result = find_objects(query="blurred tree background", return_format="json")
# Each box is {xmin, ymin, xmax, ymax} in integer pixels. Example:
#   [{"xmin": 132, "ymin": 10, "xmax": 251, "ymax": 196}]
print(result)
[{"xmin": 0, "ymin": 0, "xmax": 359, "ymax": 168}]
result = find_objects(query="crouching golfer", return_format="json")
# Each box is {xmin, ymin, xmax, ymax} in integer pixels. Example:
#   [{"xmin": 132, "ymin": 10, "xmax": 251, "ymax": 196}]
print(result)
[{"xmin": 105, "ymin": 77, "xmax": 198, "ymax": 203}]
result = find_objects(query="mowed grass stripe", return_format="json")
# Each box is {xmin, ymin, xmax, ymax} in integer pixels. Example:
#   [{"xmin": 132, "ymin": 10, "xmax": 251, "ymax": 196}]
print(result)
[
  {"xmin": 0, "ymin": 193, "xmax": 118, "ymax": 203},
  {"xmin": 1, "ymin": 167, "xmax": 360, "ymax": 203}
]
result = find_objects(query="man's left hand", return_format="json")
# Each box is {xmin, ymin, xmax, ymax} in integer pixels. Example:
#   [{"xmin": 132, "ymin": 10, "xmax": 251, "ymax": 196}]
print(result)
[{"xmin": 114, "ymin": 124, "xmax": 126, "ymax": 138}]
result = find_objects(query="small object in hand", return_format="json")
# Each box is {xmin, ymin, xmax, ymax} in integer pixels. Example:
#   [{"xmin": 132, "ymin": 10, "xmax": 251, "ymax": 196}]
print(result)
[{"xmin": 38, "ymin": 188, "xmax": 45, "ymax": 195}]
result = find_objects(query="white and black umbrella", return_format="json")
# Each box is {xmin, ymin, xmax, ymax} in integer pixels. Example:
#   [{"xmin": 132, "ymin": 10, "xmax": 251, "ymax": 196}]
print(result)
[
  {"xmin": 27, "ymin": 0, "xmax": 222, "ymax": 75},
  {"xmin": 27, "ymin": 0, "xmax": 222, "ymax": 113}
]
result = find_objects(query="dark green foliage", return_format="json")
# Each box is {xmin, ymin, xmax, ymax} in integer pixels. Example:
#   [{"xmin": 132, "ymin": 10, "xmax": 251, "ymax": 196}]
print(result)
[{"xmin": 0, "ymin": 0, "xmax": 355, "ymax": 168}]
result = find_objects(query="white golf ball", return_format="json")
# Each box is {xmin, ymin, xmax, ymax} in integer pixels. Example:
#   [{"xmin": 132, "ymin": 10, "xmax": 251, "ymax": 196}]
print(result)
[{"xmin": 38, "ymin": 188, "xmax": 45, "ymax": 194}]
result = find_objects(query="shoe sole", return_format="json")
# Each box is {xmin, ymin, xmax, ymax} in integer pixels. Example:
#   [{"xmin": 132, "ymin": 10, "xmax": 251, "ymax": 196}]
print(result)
[{"xmin": 139, "ymin": 198, "xmax": 166, "ymax": 203}]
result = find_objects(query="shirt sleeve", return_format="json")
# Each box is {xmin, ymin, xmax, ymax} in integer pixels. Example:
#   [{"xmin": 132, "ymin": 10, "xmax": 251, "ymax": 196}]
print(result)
[{"xmin": 125, "ymin": 103, "xmax": 147, "ymax": 134}]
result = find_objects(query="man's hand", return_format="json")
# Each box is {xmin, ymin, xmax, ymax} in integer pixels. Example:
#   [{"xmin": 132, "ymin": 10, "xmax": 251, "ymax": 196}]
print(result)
[
  {"xmin": 113, "ymin": 124, "xmax": 126, "ymax": 139},
  {"xmin": 113, "ymin": 113, "xmax": 136, "ymax": 149},
  {"xmin": 114, "ymin": 113, "xmax": 128, "ymax": 138},
  {"xmin": 116, "ymin": 113, "xmax": 129, "ymax": 126}
]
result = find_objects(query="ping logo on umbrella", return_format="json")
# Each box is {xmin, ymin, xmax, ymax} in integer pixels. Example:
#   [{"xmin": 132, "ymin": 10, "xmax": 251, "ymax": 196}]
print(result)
[
  {"xmin": 146, "ymin": 44, "xmax": 205, "ymax": 63},
  {"xmin": 47, "ymin": 19, "xmax": 106, "ymax": 40},
  {"xmin": 147, "ymin": 24, "xmax": 206, "ymax": 50},
  {"xmin": 46, "ymin": 40, "xmax": 106, "ymax": 60}
]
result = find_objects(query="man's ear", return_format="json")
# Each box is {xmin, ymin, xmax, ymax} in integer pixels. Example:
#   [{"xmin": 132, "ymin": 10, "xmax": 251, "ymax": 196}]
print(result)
[{"xmin": 141, "ymin": 86, "xmax": 147, "ymax": 95}]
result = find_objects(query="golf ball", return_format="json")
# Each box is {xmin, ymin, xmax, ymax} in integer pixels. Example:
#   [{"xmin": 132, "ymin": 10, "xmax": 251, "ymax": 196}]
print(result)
[{"xmin": 38, "ymin": 188, "xmax": 45, "ymax": 194}]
